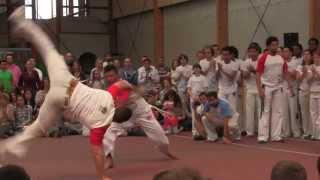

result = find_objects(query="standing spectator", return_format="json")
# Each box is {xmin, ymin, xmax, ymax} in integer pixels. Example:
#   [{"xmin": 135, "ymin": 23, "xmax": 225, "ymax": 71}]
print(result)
[
  {"xmin": 309, "ymin": 51, "xmax": 320, "ymax": 140},
  {"xmin": 173, "ymin": 54, "xmax": 192, "ymax": 102},
  {"xmin": 28, "ymin": 58, "xmax": 43, "ymax": 81},
  {"xmin": 196, "ymin": 50, "xmax": 205, "ymax": 62},
  {"xmin": 308, "ymin": 38, "xmax": 319, "ymax": 53},
  {"xmin": 292, "ymin": 44, "xmax": 304, "ymax": 65},
  {"xmin": 103, "ymin": 53, "xmax": 113, "ymax": 67},
  {"xmin": 211, "ymin": 44, "xmax": 221, "ymax": 58},
  {"xmin": 71, "ymin": 61, "xmax": 86, "ymax": 81},
  {"xmin": 157, "ymin": 57, "xmax": 170, "ymax": 82},
  {"xmin": 88, "ymin": 70, "xmax": 105, "ymax": 89},
  {"xmin": 10, "ymin": 95, "xmax": 33, "ymax": 132},
  {"xmin": 23, "ymin": 89, "xmax": 35, "ymax": 110},
  {"xmin": 120, "ymin": 57, "xmax": 138, "ymax": 85},
  {"xmin": 256, "ymin": 36, "xmax": 292, "ymax": 143},
  {"xmin": 187, "ymin": 64, "xmax": 208, "ymax": 139},
  {"xmin": 296, "ymin": 50, "xmax": 313, "ymax": 138},
  {"xmin": 0, "ymin": 93, "xmax": 11, "ymax": 137},
  {"xmin": 159, "ymin": 79, "xmax": 176, "ymax": 103},
  {"xmin": 5, "ymin": 53, "xmax": 21, "ymax": 88},
  {"xmin": 241, "ymin": 43, "xmax": 261, "ymax": 136},
  {"xmin": 64, "ymin": 52, "xmax": 75, "ymax": 70},
  {"xmin": 170, "ymin": 58, "xmax": 180, "ymax": 86},
  {"xmin": 216, "ymin": 47, "xmax": 240, "ymax": 139},
  {"xmin": 113, "ymin": 58, "xmax": 122, "ymax": 70},
  {"xmin": 18, "ymin": 60, "xmax": 41, "ymax": 95},
  {"xmin": 282, "ymin": 47, "xmax": 301, "ymax": 138},
  {"xmin": 204, "ymin": 46, "xmax": 218, "ymax": 92},
  {"xmin": 90, "ymin": 58, "xmax": 104, "ymax": 81},
  {"xmin": 35, "ymin": 78, "xmax": 50, "ymax": 107},
  {"xmin": 0, "ymin": 60, "xmax": 13, "ymax": 94},
  {"xmin": 138, "ymin": 58, "xmax": 160, "ymax": 92}
]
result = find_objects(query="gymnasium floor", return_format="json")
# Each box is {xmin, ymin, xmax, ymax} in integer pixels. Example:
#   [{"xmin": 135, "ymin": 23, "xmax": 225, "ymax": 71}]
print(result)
[{"xmin": 3, "ymin": 132, "xmax": 320, "ymax": 180}]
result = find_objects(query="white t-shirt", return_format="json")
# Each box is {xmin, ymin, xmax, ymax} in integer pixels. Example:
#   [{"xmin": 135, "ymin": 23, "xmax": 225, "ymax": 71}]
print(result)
[
  {"xmin": 174, "ymin": 64, "xmax": 193, "ymax": 92},
  {"xmin": 187, "ymin": 74, "xmax": 208, "ymax": 99},
  {"xmin": 69, "ymin": 82, "xmax": 115, "ymax": 129},
  {"xmin": 218, "ymin": 60, "xmax": 239, "ymax": 94},
  {"xmin": 260, "ymin": 55, "xmax": 285, "ymax": 88},
  {"xmin": 241, "ymin": 58, "xmax": 258, "ymax": 93},
  {"xmin": 34, "ymin": 68, "xmax": 43, "ymax": 81},
  {"xmin": 292, "ymin": 56, "xmax": 303, "ymax": 65},
  {"xmin": 296, "ymin": 65, "xmax": 312, "ymax": 91},
  {"xmin": 310, "ymin": 65, "xmax": 320, "ymax": 93},
  {"xmin": 199, "ymin": 59, "xmax": 210, "ymax": 74},
  {"xmin": 284, "ymin": 58, "xmax": 300, "ymax": 89}
]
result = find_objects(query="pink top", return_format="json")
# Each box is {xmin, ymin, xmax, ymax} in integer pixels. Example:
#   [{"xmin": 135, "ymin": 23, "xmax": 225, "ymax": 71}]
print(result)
[{"xmin": 8, "ymin": 64, "xmax": 22, "ymax": 87}]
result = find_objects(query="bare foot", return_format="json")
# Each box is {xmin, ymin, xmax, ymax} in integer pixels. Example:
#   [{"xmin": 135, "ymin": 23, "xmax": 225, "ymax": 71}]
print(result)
[
  {"xmin": 222, "ymin": 137, "xmax": 232, "ymax": 144},
  {"xmin": 105, "ymin": 155, "xmax": 114, "ymax": 170}
]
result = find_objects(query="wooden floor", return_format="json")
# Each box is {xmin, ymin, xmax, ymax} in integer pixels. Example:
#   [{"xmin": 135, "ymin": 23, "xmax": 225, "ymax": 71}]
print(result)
[{"xmin": 1, "ymin": 133, "xmax": 319, "ymax": 180}]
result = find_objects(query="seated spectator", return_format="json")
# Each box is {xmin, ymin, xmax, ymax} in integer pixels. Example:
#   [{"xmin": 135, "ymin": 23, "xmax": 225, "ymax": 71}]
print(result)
[
  {"xmin": 23, "ymin": 89, "xmax": 35, "ymax": 110},
  {"xmin": 0, "ymin": 165, "xmax": 31, "ymax": 180},
  {"xmin": 28, "ymin": 58, "xmax": 43, "ymax": 81},
  {"xmin": 90, "ymin": 58, "xmax": 104, "ymax": 81},
  {"xmin": 170, "ymin": 58, "xmax": 180, "ymax": 86},
  {"xmin": 0, "ymin": 93, "xmax": 12, "ymax": 138},
  {"xmin": 159, "ymin": 79, "xmax": 176, "ymax": 103},
  {"xmin": 18, "ymin": 59, "xmax": 41, "ymax": 95},
  {"xmin": 120, "ymin": 57, "xmax": 138, "ymax": 85},
  {"xmin": 271, "ymin": 160, "xmax": 307, "ymax": 180},
  {"xmin": 138, "ymin": 57, "xmax": 160, "ymax": 92},
  {"xmin": 157, "ymin": 57, "xmax": 170, "ymax": 82},
  {"xmin": 10, "ymin": 95, "xmax": 33, "ymax": 132},
  {"xmin": 88, "ymin": 70, "xmax": 105, "ymax": 89},
  {"xmin": 201, "ymin": 91, "xmax": 239, "ymax": 144},
  {"xmin": 113, "ymin": 58, "xmax": 122, "ymax": 70},
  {"xmin": 153, "ymin": 167, "xmax": 208, "ymax": 180},
  {"xmin": 35, "ymin": 78, "xmax": 50, "ymax": 107},
  {"xmin": 0, "ymin": 60, "xmax": 14, "ymax": 94},
  {"xmin": 162, "ymin": 93, "xmax": 184, "ymax": 135},
  {"xmin": 71, "ymin": 61, "xmax": 86, "ymax": 82},
  {"xmin": 64, "ymin": 52, "xmax": 75, "ymax": 70}
]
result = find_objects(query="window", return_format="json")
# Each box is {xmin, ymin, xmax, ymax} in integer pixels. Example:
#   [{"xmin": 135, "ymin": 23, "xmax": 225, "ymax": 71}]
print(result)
[{"xmin": 24, "ymin": 0, "xmax": 85, "ymax": 19}]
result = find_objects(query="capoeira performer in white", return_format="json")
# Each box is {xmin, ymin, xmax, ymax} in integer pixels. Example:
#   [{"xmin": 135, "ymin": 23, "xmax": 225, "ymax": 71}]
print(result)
[
  {"xmin": 103, "ymin": 65, "xmax": 176, "ymax": 169},
  {"xmin": 1, "ymin": 7, "xmax": 133, "ymax": 180},
  {"xmin": 256, "ymin": 36, "xmax": 293, "ymax": 143}
]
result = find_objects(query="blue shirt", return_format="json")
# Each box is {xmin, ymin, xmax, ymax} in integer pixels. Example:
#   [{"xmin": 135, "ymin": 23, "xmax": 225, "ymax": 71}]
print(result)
[{"xmin": 203, "ymin": 99, "xmax": 233, "ymax": 120}]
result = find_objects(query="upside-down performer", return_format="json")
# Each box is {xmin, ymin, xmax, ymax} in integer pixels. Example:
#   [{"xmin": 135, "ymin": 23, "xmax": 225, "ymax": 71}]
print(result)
[{"xmin": 0, "ymin": 7, "xmax": 132, "ymax": 180}]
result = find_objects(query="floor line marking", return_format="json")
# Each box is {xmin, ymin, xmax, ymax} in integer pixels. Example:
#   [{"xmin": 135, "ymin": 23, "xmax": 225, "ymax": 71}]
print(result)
[{"xmin": 172, "ymin": 135, "xmax": 320, "ymax": 157}]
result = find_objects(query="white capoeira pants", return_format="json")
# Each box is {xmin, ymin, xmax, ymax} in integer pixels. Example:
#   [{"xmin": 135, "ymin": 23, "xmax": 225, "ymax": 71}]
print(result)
[
  {"xmin": 2, "ymin": 49, "xmax": 74, "ymax": 156},
  {"xmin": 282, "ymin": 88, "xmax": 301, "ymax": 138},
  {"xmin": 245, "ymin": 92, "xmax": 261, "ymax": 136},
  {"xmin": 309, "ymin": 93, "xmax": 320, "ymax": 140},
  {"xmin": 103, "ymin": 110, "xmax": 169, "ymax": 157},
  {"xmin": 258, "ymin": 86, "xmax": 284, "ymax": 141},
  {"xmin": 299, "ymin": 90, "xmax": 312, "ymax": 136}
]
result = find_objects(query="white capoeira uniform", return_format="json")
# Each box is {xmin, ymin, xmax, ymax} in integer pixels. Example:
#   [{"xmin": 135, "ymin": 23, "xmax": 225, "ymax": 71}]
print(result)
[
  {"xmin": 257, "ymin": 54, "xmax": 286, "ymax": 142},
  {"xmin": 217, "ymin": 60, "xmax": 241, "ymax": 139},
  {"xmin": 282, "ymin": 58, "xmax": 301, "ymax": 138},
  {"xmin": 1, "ymin": 23, "xmax": 115, "ymax": 156},
  {"xmin": 173, "ymin": 64, "xmax": 193, "ymax": 111},
  {"xmin": 296, "ymin": 65, "xmax": 312, "ymax": 137},
  {"xmin": 187, "ymin": 74, "xmax": 208, "ymax": 136},
  {"xmin": 241, "ymin": 58, "xmax": 260, "ymax": 136},
  {"xmin": 309, "ymin": 65, "xmax": 320, "ymax": 140},
  {"xmin": 103, "ymin": 93, "xmax": 169, "ymax": 157}
]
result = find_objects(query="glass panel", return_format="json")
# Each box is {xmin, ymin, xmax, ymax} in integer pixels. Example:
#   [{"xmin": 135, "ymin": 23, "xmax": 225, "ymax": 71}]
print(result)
[
  {"xmin": 25, "ymin": 0, "xmax": 32, "ymax": 5},
  {"xmin": 73, "ymin": 0, "xmax": 79, "ymax": 6},
  {"xmin": 25, "ymin": 6, "xmax": 32, "ymax": 19},
  {"xmin": 74, "ymin": 7, "xmax": 79, "ymax": 17},
  {"xmin": 63, "ymin": 7, "xmax": 69, "ymax": 16}
]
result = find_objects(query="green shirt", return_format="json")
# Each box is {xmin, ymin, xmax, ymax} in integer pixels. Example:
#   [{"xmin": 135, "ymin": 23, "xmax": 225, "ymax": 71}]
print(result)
[{"xmin": 0, "ymin": 70, "xmax": 13, "ymax": 93}]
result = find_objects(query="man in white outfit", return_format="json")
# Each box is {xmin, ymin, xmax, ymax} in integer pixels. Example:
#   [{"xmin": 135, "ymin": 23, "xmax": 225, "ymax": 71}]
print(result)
[
  {"xmin": 1, "ymin": 8, "xmax": 132, "ymax": 180},
  {"xmin": 256, "ymin": 36, "xmax": 293, "ymax": 143},
  {"xmin": 103, "ymin": 65, "xmax": 176, "ymax": 169},
  {"xmin": 281, "ymin": 47, "xmax": 301, "ymax": 138},
  {"xmin": 217, "ymin": 46, "xmax": 241, "ymax": 140},
  {"xmin": 241, "ymin": 43, "xmax": 261, "ymax": 136}
]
